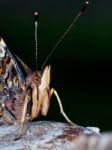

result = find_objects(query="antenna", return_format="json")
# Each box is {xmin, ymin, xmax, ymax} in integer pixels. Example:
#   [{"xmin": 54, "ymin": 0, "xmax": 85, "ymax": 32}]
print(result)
[
  {"xmin": 41, "ymin": 1, "xmax": 90, "ymax": 69},
  {"xmin": 34, "ymin": 11, "xmax": 39, "ymax": 70}
]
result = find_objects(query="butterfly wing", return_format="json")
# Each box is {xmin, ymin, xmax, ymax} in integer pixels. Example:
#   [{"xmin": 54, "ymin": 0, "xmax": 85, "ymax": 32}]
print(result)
[{"xmin": 0, "ymin": 38, "xmax": 26, "ymax": 101}]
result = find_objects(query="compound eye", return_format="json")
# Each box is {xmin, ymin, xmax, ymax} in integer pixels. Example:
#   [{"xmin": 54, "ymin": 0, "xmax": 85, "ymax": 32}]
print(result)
[{"xmin": 0, "ymin": 46, "xmax": 6, "ymax": 58}]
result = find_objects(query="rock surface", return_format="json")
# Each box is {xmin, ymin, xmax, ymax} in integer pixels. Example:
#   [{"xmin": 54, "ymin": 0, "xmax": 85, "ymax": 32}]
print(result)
[{"xmin": 0, "ymin": 121, "xmax": 102, "ymax": 150}]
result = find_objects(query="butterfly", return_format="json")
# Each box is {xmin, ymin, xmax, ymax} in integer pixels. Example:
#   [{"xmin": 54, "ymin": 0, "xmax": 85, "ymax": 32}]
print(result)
[{"xmin": 0, "ymin": 1, "xmax": 89, "ymax": 135}]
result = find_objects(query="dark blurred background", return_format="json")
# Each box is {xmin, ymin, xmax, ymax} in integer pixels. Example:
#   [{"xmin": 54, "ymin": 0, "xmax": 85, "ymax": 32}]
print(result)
[{"xmin": 0, "ymin": 0, "xmax": 112, "ymax": 132}]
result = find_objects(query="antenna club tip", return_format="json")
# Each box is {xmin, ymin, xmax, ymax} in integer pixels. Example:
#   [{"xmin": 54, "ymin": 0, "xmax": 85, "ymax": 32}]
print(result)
[
  {"xmin": 85, "ymin": 1, "xmax": 90, "ymax": 5},
  {"xmin": 34, "ymin": 11, "xmax": 39, "ymax": 22},
  {"xmin": 34, "ymin": 11, "xmax": 39, "ymax": 16},
  {"xmin": 80, "ymin": 1, "xmax": 90, "ymax": 13}
]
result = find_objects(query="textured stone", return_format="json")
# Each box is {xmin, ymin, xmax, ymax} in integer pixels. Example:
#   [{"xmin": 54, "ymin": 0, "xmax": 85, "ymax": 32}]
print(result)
[{"xmin": 0, "ymin": 121, "xmax": 101, "ymax": 150}]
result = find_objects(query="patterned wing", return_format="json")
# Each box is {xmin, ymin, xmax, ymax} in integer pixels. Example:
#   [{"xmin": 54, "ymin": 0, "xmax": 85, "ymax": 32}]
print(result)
[{"xmin": 0, "ymin": 38, "xmax": 26, "ymax": 103}]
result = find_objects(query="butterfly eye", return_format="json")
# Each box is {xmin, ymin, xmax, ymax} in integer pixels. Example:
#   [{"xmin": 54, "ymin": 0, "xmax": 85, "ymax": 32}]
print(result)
[{"xmin": 0, "ymin": 47, "xmax": 6, "ymax": 58}]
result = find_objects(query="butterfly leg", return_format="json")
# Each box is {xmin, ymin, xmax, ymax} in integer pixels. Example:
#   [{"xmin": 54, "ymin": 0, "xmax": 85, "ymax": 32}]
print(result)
[
  {"xmin": 19, "ymin": 90, "xmax": 32, "ymax": 136},
  {"xmin": 15, "ymin": 97, "xmax": 29, "ymax": 141},
  {"xmin": 50, "ymin": 88, "xmax": 75, "ymax": 125},
  {"xmin": 1, "ymin": 103, "xmax": 16, "ymax": 124},
  {"xmin": 20, "ymin": 96, "xmax": 29, "ymax": 136},
  {"xmin": 14, "ymin": 96, "xmax": 29, "ymax": 141}
]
